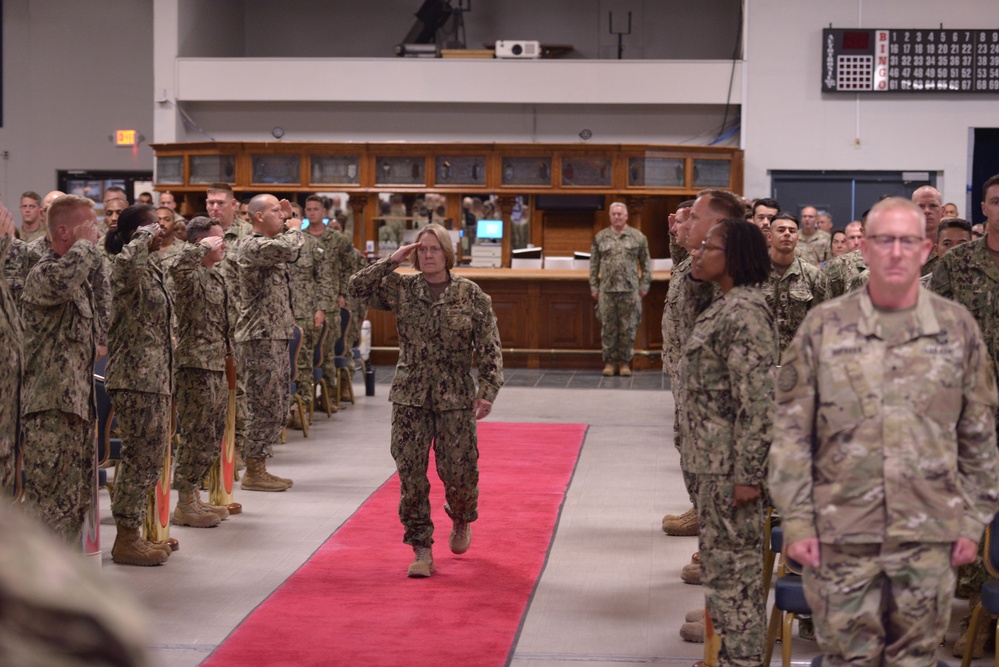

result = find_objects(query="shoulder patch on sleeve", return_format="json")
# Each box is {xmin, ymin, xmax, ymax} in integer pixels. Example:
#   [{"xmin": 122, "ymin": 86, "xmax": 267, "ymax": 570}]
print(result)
[{"xmin": 777, "ymin": 364, "xmax": 798, "ymax": 392}]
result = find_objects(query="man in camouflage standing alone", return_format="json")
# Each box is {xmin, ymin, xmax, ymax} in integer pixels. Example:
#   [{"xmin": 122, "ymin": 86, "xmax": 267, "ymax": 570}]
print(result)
[
  {"xmin": 237, "ymin": 194, "xmax": 304, "ymax": 491},
  {"xmin": 772, "ymin": 197, "xmax": 999, "ymax": 666},
  {"xmin": 589, "ymin": 202, "xmax": 651, "ymax": 377}
]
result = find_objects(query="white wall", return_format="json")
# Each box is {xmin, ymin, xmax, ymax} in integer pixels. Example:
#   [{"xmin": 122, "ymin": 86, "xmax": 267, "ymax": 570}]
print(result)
[
  {"xmin": 0, "ymin": 0, "xmax": 154, "ymax": 204},
  {"xmin": 744, "ymin": 0, "xmax": 999, "ymax": 208}
]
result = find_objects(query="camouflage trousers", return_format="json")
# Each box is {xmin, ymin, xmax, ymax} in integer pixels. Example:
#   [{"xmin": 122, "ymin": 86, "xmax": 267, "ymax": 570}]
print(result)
[
  {"xmin": 804, "ymin": 541, "xmax": 953, "ymax": 667},
  {"xmin": 597, "ymin": 290, "xmax": 641, "ymax": 363},
  {"xmin": 238, "ymin": 339, "xmax": 290, "ymax": 460},
  {"xmin": 390, "ymin": 404, "xmax": 479, "ymax": 548},
  {"xmin": 109, "ymin": 391, "xmax": 171, "ymax": 530},
  {"xmin": 669, "ymin": 368, "xmax": 697, "ymax": 506},
  {"xmin": 347, "ymin": 300, "xmax": 368, "ymax": 372},
  {"xmin": 173, "ymin": 368, "xmax": 226, "ymax": 491},
  {"xmin": 21, "ymin": 410, "xmax": 95, "ymax": 545},
  {"xmin": 234, "ymin": 351, "xmax": 247, "ymax": 456},
  {"xmin": 696, "ymin": 474, "xmax": 766, "ymax": 666},
  {"xmin": 0, "ymin": 335, "xmax": 19, "ymax": 497},
  {"xmin": 294, "ymin": 318, "xmax": 319, "ymax": 401},
  {"xmin": 321, "ymin": 315, "xmax": 339, "ymax": 386}
]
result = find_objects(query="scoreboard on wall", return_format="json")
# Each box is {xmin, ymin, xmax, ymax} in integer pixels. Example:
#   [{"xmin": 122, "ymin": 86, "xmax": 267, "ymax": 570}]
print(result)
[{"xmin": 822, "ymin": 28, "xmax": 999, "ymax": 93}]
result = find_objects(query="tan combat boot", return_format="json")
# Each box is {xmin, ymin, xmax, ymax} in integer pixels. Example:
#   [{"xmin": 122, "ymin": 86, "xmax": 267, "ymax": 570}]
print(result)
[
  {"xmin": 449, "ymin": 519, "xmax": 472, "ymax": 555},
  {"xmin": 194, "ymin": 488, "xmax": 230, "ymax": 520},
  {"xmin": 241, "ymin": 456, "xmax": 291, "ymax": 492},
  {"xmin": 679, "ymin": 620, "xmax": 705, "ymax": 643},
  {"xmin": 602, "ymin": 363, "xmax": 616, "ymax": 377},
  {"xmin": 619, "ymin": 363, "xmax": 632, "ymax": 376},
  {"xmin": 681, "ymin": 561, "xmax": 702, "ymax": 585},
  {"xmin": 112, "ymin": 524, "xmax": 169, "ymax": 566},
  {"xmin": 172, "ymin": 488, "xmax": 221, "ymax": 528},
  {"xmin": 407, "ymin": 546, "xmax": 434, "ymax": 578},
  {"xmin": 288, "ymin": 407, "xmax": 304, "ymax": 431},
  {"xmin": 662, "ymin": 506, "xmax": 699, "ymax": 536}
]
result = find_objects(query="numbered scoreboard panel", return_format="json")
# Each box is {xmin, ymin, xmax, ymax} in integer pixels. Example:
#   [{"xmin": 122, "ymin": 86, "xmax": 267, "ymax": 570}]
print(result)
[{"xmin": 822, "ymin": 28, "xmax": 999, "ymax": 93}]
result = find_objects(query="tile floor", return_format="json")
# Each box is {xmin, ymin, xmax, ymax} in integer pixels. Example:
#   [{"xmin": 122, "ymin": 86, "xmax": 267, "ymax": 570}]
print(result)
[{"xmin": 94, "ymin": 369, "xmax": 977, "ymax": 666}]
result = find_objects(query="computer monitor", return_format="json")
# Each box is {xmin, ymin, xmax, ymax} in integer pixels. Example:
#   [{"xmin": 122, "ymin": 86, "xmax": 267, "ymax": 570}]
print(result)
[{"xmin": 476, "ymin": 219, "xmax": 503, "ymax": 241}]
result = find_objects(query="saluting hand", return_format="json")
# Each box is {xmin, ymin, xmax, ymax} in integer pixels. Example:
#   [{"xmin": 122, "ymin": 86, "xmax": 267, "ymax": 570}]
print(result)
[{"xmin": 390, "ymin": 241, "xmax": 422, "ymax": 264}]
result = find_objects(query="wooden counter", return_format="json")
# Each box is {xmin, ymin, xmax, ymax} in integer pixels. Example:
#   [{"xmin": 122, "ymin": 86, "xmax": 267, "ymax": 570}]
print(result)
[{"xmin": 366, "ymin": 268, "xmax": 670, "ymax": 370}]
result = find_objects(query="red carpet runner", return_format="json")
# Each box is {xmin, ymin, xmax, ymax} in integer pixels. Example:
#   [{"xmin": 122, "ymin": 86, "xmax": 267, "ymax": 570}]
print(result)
[{"xmin": 203, "ymin": 422, "xmax": 587, "ymax": 667}]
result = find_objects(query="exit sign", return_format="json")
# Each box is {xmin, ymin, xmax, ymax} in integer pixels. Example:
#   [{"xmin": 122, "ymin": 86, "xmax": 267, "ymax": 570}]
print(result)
[{"xmin": 115, "ymin": 129, "xmax": 137, "ymax": 146}]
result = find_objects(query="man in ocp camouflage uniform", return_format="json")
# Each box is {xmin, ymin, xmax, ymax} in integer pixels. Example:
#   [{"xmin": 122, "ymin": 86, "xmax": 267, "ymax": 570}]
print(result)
[
  {"xmin": 761, "ymin": 212, "xmax": 827, "ymax": 352},
  {"xmin": 168, "ymin": 217, "xmax": 233, "ymax": 527},
  {"xmin": 589, "ymin": 202, "xmax": 651, "ymax": 377},
  {"xmin": 286, "ymin": 221, "xmax": 332, "ymax": 427},
  {"xmin": 236, "ymin": 194, "xmax": 304, "ymax": 492},
  {"xmin": 0, "ymin": 202, "xmax": 22, "ymax": 496},
  {"xmin": 930, "ymin": 173, "xmax": 999, "ymax": 657},
  {"xmin": 772, "ymin": 197, "xmax": 999, "ymax": 667},
  {"xmin": 20, "ymin": 195, "xmax": 107, "ymax": 545},
  {"xmin": 822, "ymin": 243, "xmax": 868, "ymax": 298}
]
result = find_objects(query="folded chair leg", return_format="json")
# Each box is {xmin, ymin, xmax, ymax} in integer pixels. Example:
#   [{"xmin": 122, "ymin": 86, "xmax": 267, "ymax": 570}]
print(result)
[{"xmin": 764, "ymin": 605, "xmax": 781, "ymax": 667}]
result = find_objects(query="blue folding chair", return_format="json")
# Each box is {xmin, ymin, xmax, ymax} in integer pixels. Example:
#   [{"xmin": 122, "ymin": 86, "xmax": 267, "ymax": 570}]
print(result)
[
  {"xmin": 764, "ymin": 526, "xmax": 812, "ymax": 667},
  {"xmin": 288, "ymin": 325, "xmax": 308, "ymax": 438},
  {"xmin": 961, "ymin": 512, "xmax": 999, "ymax": 667},
  {"xmin": 94, "ymin": 357, "xmax": 121, "ymax": 493},
  {"xmin": 312, "ymin": 320, "xmax": 333, "ymax": 420},
  {"xmin": 333, "ymin": 308, "xmax": 354, "ymax": 409}
]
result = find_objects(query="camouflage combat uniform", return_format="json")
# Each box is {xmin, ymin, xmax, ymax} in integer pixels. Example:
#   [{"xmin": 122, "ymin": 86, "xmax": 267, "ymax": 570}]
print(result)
[
  {"xmin": 106, "ymin": 229, "xmax": 174, "ymax": 531},
  {"xmin": 678, "ymin": 286, "xmax": 776, "ymax": 667},
  {"xmin": 921, "ymin": 251, "xmax": 940, "ymax": 277},
  {"xmin": 20, "ymin": 239, "xmax": 105, "ymax": 544},
  {"xmin": 287, "ymin": 232, "xmax": 332, "ymax": 402},
  {"xmin": 797, "ymin": 229, "xmax": 831, "ymax": 266},
  {"xmin": 168, "ymin": 242, "xmax": 230, "ymax": 492},
  {"xmin": 314, "ymin": 226, "xmax": 352, "ymax": 385},
  {"xmin": 661, "ymin": 256, "xmax": 717, "ymax": 505},
  {"xmin": 18, "ymin": 225, "xmax": 46, "ymax": 243},
  {"xmin": 930, "ymin": 235, "xmax": 999, "ymax": 599},
  {"xmin": 349, "ymin": 257, "xmax": 504, "ymax": 548},
  {"xmin": 236, "ymin": 228, "xmax": 303, "ymax": 459},
  {"xmin": 0, "ymin": 235, "xmax": 23, "ymax": 495},
  {"xmin": 0, "ymin": 502, "xmax": 151, "ymax": 666},
  {"xmin": 589, "ymin": 226, "xmax": 651, "ymax": 365},
  {"xmin": 822, "ymin": 249, "xmax": 868, "ymax": 298},
  {"xmin": 761, "ymin": 256, "xmax": 828, "ymax": 353},
  {"xmin": 2, "ymin": 236, "xmax": 29, "ymax": 311},
  {"xmin": 771, "ymin": 288, "xmax": 999, "ymax": 666},
  {"xmin": 219, "ymin": 220, "xmax": 252, "ymax": 456}
]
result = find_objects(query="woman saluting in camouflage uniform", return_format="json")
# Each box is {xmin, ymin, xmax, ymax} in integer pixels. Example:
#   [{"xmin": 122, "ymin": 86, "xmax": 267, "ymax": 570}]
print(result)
[{"xmin": 349, "ymin": 223, "xmax": 503, "ymax": 578}]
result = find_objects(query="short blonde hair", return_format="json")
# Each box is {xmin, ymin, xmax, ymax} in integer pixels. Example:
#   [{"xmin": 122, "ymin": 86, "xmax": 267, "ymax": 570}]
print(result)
[
  {"xmin": 47, "ymin": 194, "xmax": 94, "ymax": 235},
  {"xmin": 412, "ymin": 223, "xmax": 455, "ymax": 272},
  {"xmin": 867, "ymin": 197, "xmax": 925, "ymax": 238}
]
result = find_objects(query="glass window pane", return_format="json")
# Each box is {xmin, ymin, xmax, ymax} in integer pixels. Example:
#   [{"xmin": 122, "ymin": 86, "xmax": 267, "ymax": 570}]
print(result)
[
  {"xmin": 501, "ymin": 157, "xmax": 551, "ymax": 186},
  {"xmin": 310, "ymin": 156, "xmax": 360, "ymax": 185},
  {"xmin": 251, "ymin": 155, "xmax": 300, "ymax": 184},
  {"xmin": 561, "ymin": 157, "xmax": 612, "ymax": 186},
  {"xmin": 156, "ymin": 156, "xmax": 184, "ymax": 185},
  {"xmin": 189, "ymin": 155, "xmax": 236, "ymax": 184},
  {"xmin": 436, "ymin": 156, "xmax": 486, "ymax": 185},
  {"xmin": 628, "ymin": 157, "xmax": 684, "ymax": 187},
  {"xmin": 375, "ymin": 156, "xmax": 425, "ymax": 185},
  {"xmin": 693, "ymin": 159, "xmax": 731, "ymax": 188}
]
